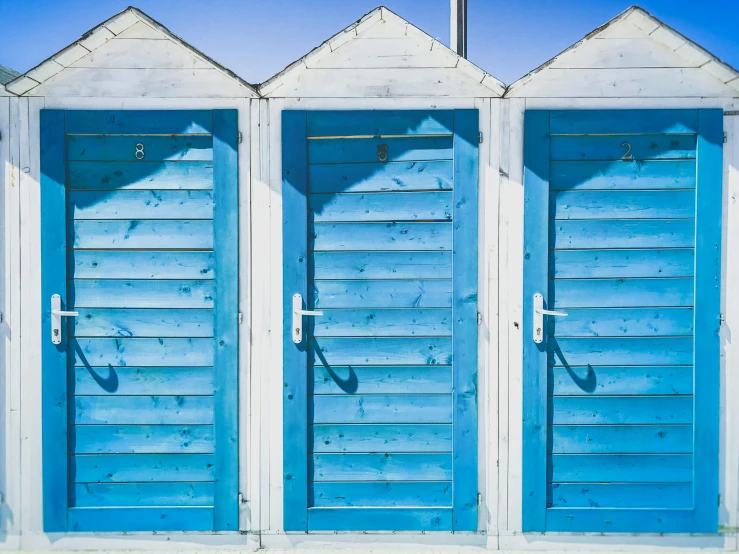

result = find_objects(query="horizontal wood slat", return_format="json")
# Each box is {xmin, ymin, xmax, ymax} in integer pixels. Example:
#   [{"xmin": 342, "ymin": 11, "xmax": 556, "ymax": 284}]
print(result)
[
  {"xmin": 68, "ymin": 190, "xmax": 213, "ymax": 220},
  {"xmin": 311, "ymin": 481, "xmax": 452, "ymax": 507},
  {"xmin": 68, "ymin": 161, "xmax": 214, "ymax": 191},
  {"xmin": 68, "ymin": 506, "xmax": 213, "ymax": 532},
  {"xmin": 549, "ymin": 365, "xmax": 693, "ymax": 396},
  {"xmin": 312, "ymin": 251, "xmax": 452, "ymax": 280},
  {"xmin": 548, "ymin": 483, "xmax": 692, "ymax": 509},
  {"xmin": 69, "ymin": 251, "xmax": 214, "ymax": 280},
  {"xmin": 550, "ymin": 396, "xmax": 693, "ymax": 425},
  {"xmin": 311, "ymin": 424, "xmax": 452, "ymax": 452},
  {"xmin": 309, "ymin": 191, "xmax": 452, "ymax": 223},
  {"xmin": 549, "ymin": 307, "xmax": 694, "ymax": 337},
  {"xmin": 311, "ymin": 222, "xmax": 452, "ymax": 251},
  {"xmin": 311, "ymin": 309, "xmax": 452, "ymax": 337},
  {"xmin": 68, "ymin": 338, "xmax": 214, "ymax": 367},
  {"xmin": 549, "ymin": 337, "xmax": 693, "ymax": 366},
  {"xmin": 70, "ymin": 366, "xmax": 214, "ymax": 396},
  {"xmin": 70, "ymin": 482, "xmax": 214, "ymax": 507},
  {"xmin": 70, "ymin": 308, "xmax": 214, "ymax": 338},
  {"xmin": 70, "ymin": 280, "xmax": 214, "ymax": 308},
  {"xmin": 70, "ymin": 220, "xmax": 214, "ymax": 249},
  {"xmin": 71, "ymin": 453, "xmax": 215, "ymax": 483},
  {"xmin": 64, "ymin": 110, "xmax": 213, "ymax": 135},
  {"xmin": 549, "ymin": 160, "xmax": 696, "ymax": 191},
  {"xmin": 552, "ymin": 278, "xmax": 694, "ymax": 308},
  {"xmin": 312, "ymin": 453, "xmax": 453, "ymax": 481},
  {"xmin": 311, "ymin": 366, "xmax": 453, "ymax": 395},
  {"xmin": 549, "ymin": 454, "xmax": 693, "ymax": 483},
  {"xmin": 70, "ymin": 425, "xmax": 214, "ymax": 454},
  {"xmin": 310, "ymin": 337, "xmax": 453, "ymax": 366},
  {"xmin": 67, "ymin": 135, "xmax": 213, "ymax": 161},
  {"xmin": 551, "ymin": 219, "xmax": 695, "ymax": 249},
  {"xmin": 545, "ymin": 508, "xmax": 696, "ymax": 533},
  {"xmin": 306, "ymin": 111, "xmax": 454, "ymax": 137},
  {"xmin": 72, "ymin": 395, "xmax": 214, "ymax": 425},
  {"xmin": 551, "ymin": 190, "xmax": 695, "ymax": 220},
  {"xmin": 548, "ymin": 110, "xmax": 699, "ymax": 135},
  {"xmin": 550, "ymin": 135, "xmax": 697, "ymax": 161},
  {"xmin": 309, "ymin": 161, "xmax": 453, "ymax": 193},
  {"xmin": 551, "ymin": 249, "xmax": 695, "ymax": 279},
  {"xmin": 312, "ymin": 396, "xmax": 452, "ymax": 424},
  {"xmin": 313, "ymin": 280, "xmax": 452, "ymax": 309},
  {"xmin": 550, "ymin": 425, "xmax": 692, "ymax": 454},
  {"xmin": 308, "ymin": 136, "xmax": 453, "ymax": 164},
  {"xmin": 307, "ymin": 507, "xmax": 452, "ymax": 531}
]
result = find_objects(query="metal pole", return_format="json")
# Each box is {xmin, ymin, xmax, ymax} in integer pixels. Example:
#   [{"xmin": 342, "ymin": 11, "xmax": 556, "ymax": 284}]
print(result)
[{"xmin": 451, "ymin": 0, "xmax": 467, "ymax": 58}]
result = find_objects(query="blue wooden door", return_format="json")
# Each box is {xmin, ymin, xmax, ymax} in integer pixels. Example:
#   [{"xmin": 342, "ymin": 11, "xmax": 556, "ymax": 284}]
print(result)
[
  {"xmin": 282, "ymin": 110, "xmax": 479, "ymax": 531},
  {"xmin": 40, "ymin": 110, "xmax": 239, "ymax": 532},
  {"xmin": 522, "ymin": 109, "xmax": 723, "ymax": 533}
]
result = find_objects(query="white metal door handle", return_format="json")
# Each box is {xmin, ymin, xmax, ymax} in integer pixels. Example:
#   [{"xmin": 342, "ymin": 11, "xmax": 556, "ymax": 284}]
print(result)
[
  {"xmin": 292, "ymin": 293, "xmax": 323, "ymax": 344},
  {"xmin": 51, "ymin": 293, "xmax": 78, "ymax": 345},
  {"xmin": 533, "ymin": 293, "xmax": 567, "ymax": 344}
]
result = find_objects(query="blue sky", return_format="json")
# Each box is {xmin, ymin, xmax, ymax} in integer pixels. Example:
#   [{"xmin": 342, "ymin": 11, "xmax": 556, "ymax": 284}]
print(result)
[{"xmin": 0, "ymin": 0, "xmax": 736, "ymax": 86}]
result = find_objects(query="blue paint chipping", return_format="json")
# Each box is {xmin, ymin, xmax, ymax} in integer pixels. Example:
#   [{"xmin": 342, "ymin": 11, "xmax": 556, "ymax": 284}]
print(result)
[
  {"xmin": 522, "ymin": 109, "xmax": 722, "ymax": 533},
  {"xmin": 283, "ymin": 110, "xmax": 479, "ymax": 532},
  {"xmin": 40, "ymin": 110, "xmax": 238, "ymax": 532}
]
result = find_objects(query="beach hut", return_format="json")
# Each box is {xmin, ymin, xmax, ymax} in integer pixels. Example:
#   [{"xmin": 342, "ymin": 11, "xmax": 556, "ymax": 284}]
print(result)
[
  {"xmin": 257, "ymin": 6, "xmax": 505, "ymax": 540},
  {"xmin": 497, "ymin": 6, "xmax": 739, "ymax": 548},
  {"xmin": 1, "ymin": 7, "xmax": 256, "ymax": 544}
]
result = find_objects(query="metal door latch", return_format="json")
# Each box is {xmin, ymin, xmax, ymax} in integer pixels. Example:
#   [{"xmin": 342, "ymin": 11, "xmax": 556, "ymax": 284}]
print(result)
[
  {"xmin": 51, "ymin": 294, "xmax": 78, "ymax": 345},
  {"xmin": 292, "ymin": 293, "xmax": 323, "ymax": 344},
  {"xmin": 533, "ymin": 293, "xmax": 567, "ymax": 344}
]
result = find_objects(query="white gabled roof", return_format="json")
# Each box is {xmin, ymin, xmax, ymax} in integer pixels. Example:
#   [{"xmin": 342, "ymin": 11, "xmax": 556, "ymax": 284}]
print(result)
[
  {"xmin": 506, "ymin": 6, "xmax": 739, "ymax": 98},
  {"xmin": 5, "ymin": 6, "xmax": 258, "ymax": 97},
  {"xmin": 259, "ymin": 6, "xmax": 506, "ymax": 98}
]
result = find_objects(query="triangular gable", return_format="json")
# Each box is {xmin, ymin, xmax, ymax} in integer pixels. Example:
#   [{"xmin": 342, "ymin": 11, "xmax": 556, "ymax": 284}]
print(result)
[
  {"xmin": 259, "ymin": 6, "xmax": 505, "ymax": 98},
  {"xmin": 506, "ymin": 6, "xmax": 739, "ymax": 98},
  {"xmin": 5, "ymin": 6, "xmax": 258, "ymax": 98}
]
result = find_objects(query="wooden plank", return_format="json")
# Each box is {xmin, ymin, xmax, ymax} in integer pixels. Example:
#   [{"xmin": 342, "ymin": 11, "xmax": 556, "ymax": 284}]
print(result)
[
  {"xmin": 40, "ymin": 109, "xmax": 68, "ymax": 532},
  {"xmin": 550, "ymin": 425, "xmax": 692, "ymax": 454},
  {"xmin": 549, "ymin": 454, "xmax": 693, "ymax": 483},
  {"xmin": 308, "ymin": 136, "xmax": 453, "ymax": 164},
  {"xmin": 545, "ymin": 507, "xmax": 697, "ymax": 533},
  {"xmin": 68, "ymin": 161, "xmax": 214, "ymax": 190},
  {"xmin": 551, "ymin": 249, "xmax": 694, "ymax": 278},
  {"xmin": 68, "ymin": 507, "xmax": 213, "ymax": 532},
  {"xmin": 72, "ymin": 395, "xmax": 214, "ymax": 425},
  {"xmin": 693, "ymin": 108, "xmax": 723, "ymax": 532},
  {"xmin": 71, "ymin": 453, "xmax": 215, "ymax": 482},
  {"xmin": 67, "ymin": 135, "xmax": 213, "ymax": 161},
  {"xmin": 312, "ymin": 395, "xmax": 452, "ymax": 424},
  {"xmin": 68, "ymin": 338, "xmax": 214, "ymax": 367},
  {"xmin": 308, "ymin": 38, "xmax": 453, "ymax": 69},
  {"xmin": 311, "ymin": 481, "xmax": 452, "ymax": 507},
  {"xmin": 65, "ymin": 110, "xmax": 213, "ymax": 134},
  {"xmin": 70, "ymin": 366, "xmax": 214, "ymax": 395},
  {"xmin": 281, "ymin": 110, "xmax": 309, "ymax": 531},
  {"xmin": 550, "ymin": 307, "xmax": 694, "ymax": 337},
  {"xmin": 451, "ymin": 108, "xmax": 479, "ymax": 531},
  {"xmin": 551, "ymin": 190, "xmax": 695, "ymax": 220},
  {"xmin": 309, "ymin": 161, "xmax": 453, "ymax": 193},
  {"xmin": 306, "ymin": 110, "xmax": 454, "ymax": 136},
  {"xmin": 311, "ymin": 365, "xmax": 452, "ymax": 395},
  {"xmin": 70, "ymin": 219, "xmax": 213, "ymax": 249},
  {"xmin": 70, "ymin": 425, "xmax": 214, "ymax": 454},
  {"xmin": 71, "ymin": 39, "xmax": 211, "ymax": 70},
  {"xmin": 314, "ymin": 279, "xmax": 452, "ymax": 309},
  {"xmin": 70, "ymin": 482, "xmax": 214, "ymax": 507},
  {"xmin": 549, "ymin": 160, "xmax": 696, "ymax": 191},
  {"xmin": 311, "ymin": 337, "xmax": 452, "ymax": 366},
  {"xmin": 552, "ymin": 278, "xmax": 694, "ymax": 308},
  {"xmin": 551, "ymin": 219, "xmax": 695, "ymax": 249},
  {"xmin": 309, "ymin": 191, "xmax": 452, "ymax": 222},
  {"xmin": 69, "ymin": 251, "xmax": 214, "ymax": 279},
  {"xmin": 70, "ymin": 280, "xmax": 214, "ymax": 309},
  {"xmin": 312, "ymin": 453, "xmax": 452, "ymax": 481},
  {"xmin": 550, "ymin": 396, "xmax": 693, "ymax": 425},
  {"xmin": 549, "ymin": 110, "xmax": 699, "ymax": 135},
  {"xmin": 549, "ymin": 337, "xmax": 693, "ymax": 366},
  {"xmin": 70, "ymin": 308, "xmax": 214, "ymax": 338},
  {"xmin": 550, "ymin": 135, "xmax": 696, "ymax": 161},
  {"xmin": 311, "ymin": 308, "xmax": 452, "ymax": 337},
  {"xmin": 311, "ymin": 424, "xmax": 452, "ymax": 452},
  {"xmin": 212, "ymin": 108, "xmax": 240, "ymax": 531},
  {"xmin": 68, "ymin": 190, "xmax": 213, "ymax": 220},
  {"xmin": 549, "ymin": 38, "xmax": 691, "ymax": 70},
  {"xmin": 548, "ymin": 483, "xmax": 692, "ymax": 509},
  {"xmin": 521, "ymin": 109, "xmax": 550, "ymax": 532},
  {"xmin": 312, "ymin": 251, "xmax": 452, "ymax": 279},
  {"xmin": 307, "ymin": 507, "xmax": 452, "ymax": 531},
  {"xmin": 312, "ymin": 222, "xmax": 452, "ymax": 251},
  {"xmin": 549, "ymin": 365, "xmax": 693, "ymax": 396}
]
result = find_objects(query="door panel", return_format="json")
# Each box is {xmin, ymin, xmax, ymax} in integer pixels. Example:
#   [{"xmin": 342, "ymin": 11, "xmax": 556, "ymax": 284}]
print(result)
[
  {"xmin": 283, "ymin": 110, "xmax": 479, "ymax": 532},
  {"xmin": 40, "ymin": 110, "xmax": 238, "ymax": 532},
  {"xmin": 522, "ymin": 109, "xmax": 722, "ymax": 533}
]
